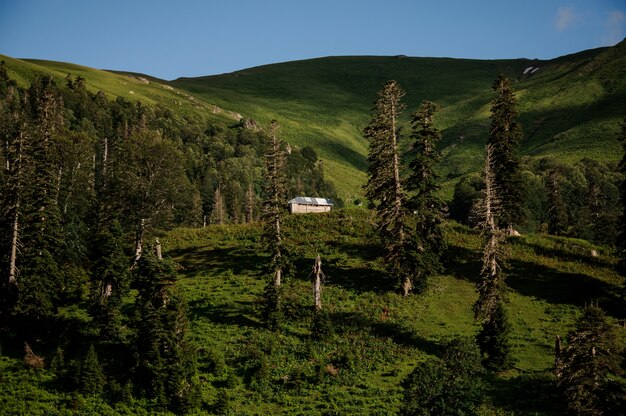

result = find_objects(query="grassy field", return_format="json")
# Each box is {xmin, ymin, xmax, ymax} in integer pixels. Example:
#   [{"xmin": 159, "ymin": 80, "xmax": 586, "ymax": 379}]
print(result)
[
  {"xmin": 160, "ymin": 209, "xmax": 622, "ymax": 414},
  {"xmin": 0, "ymin": 208, "xmax": 624, "ymax": 414}
]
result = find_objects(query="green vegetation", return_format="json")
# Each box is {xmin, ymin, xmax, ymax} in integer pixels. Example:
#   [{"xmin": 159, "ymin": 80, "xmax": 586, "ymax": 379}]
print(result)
[
  {"xmin": 152, "ymin": 212, "xmax": 625, "ymax": 413},
  {"xmin": 169, "ymin": 41, "xmax": 626, "ymax": 199},
  {"xmin": 0, "ymin": 39, "xmax": 625, "ymax": 415},
  {"xmin": 4, "ymin": 40, "xmax": 625, "ymax": 200},
  {"xmin": 0, "ymin": 206, "xmax": 624, "ymax": 414}
]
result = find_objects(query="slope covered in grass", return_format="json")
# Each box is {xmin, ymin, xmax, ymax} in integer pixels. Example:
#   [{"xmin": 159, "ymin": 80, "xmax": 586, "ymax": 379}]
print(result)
[
  {"xmin": 3, "ymin": 39, "xmax": 625, "ymax": 199},
  {"xmin": 0, "ymin": 208, "xmax": 623, "ymax": 414},
  {"xmin": 0, "ymin": 54, "xmax": 237, "ymax": 126},
  {"xmin": 156, "ymin": 208, "xmax": 624, "ymax": 414},
  {"xmin": 171, "ymin": 40, "xmax": 626, "ymax": 198}
]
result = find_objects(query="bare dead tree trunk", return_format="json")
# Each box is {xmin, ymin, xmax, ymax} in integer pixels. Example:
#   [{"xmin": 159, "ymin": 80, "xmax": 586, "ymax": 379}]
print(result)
[
  {"xmin": 8, "ymin": 199, "xmax": 19, "ymax": 289},
  {"xmin": 132, "ymin": 218, "xmax": 145, "ymax": 267},
  {"xmin": 474, "ymin": 144, "xmax": 506, "ymax": 321},
  {"xmin": 4, "ymin": 140, "xmax": 9, "ymax": 171},
  {"xmin": 203, "ymin": 214, "xmax": 207, "ymax": 228},
  {"xmin": 101, "ymin": 282, "xmax": 112, "ymax": 301},
  {"xmin": 483, "ymin": 145, "xmax": 499, "ymax": 280},
  {"xmin": 312, "ymin": 254, "xmax": 324, "ymax": 312},
  {"xmin": 389, "ymin": 95, "xmax": 410, "ymax": 297},
  {"xmin": 274, "ymin": 267, "xmax": 282, "ymax": 288},
  {"xmin": 8, "ymin": 131, "xmax": 24, "ymax": 289},
  {"xmin": 554, "ymin": 334, "xmax": 563, "ymax": 376},
  {"xmin": 155, "ymin": 238, "xmax": 162, "ymax": 260},
  {"xmin": 273, "ymin": 211, "xmax": 282, "ymax": 288},
  {"xmin": 54, "ymin": 165, "xmax": 62, "ymax": 205},
  {"xmin": 102, "ymin": 136, "xmax": 108, "ymax": 181},
  {"xmin": 401, "ymin": 276, "xmax": 412, "ymax": 297}
]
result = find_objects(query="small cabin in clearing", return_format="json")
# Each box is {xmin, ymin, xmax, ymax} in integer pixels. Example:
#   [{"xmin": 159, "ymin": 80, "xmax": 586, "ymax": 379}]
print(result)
[{"xmin": 288, "ymin": 197, "xmax": 334, "ymax": 214}]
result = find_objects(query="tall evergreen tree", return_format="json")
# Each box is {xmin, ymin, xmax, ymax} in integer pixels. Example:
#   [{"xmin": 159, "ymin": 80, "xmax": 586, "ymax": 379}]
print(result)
[
  {"xmin": 476, "ymin": 302, "xmax": 513, "ymax": 371},
  {"xmin": 364, "ymin": 80, "xmax": 411, "ymax": 294},
  {"xmin": 555, "ymin": 304, "xmax": 625, "ymax": 415},
  {"xmin": 89, "ymin": 219, "xmax": 130, "ymax": 341},
  {"xmin": 0, "ymin": 72, "xmax": 25, "ymax": 309},
  {"xmin": 79, "ymin": 345, "xmax": 106, "ymax": 396},
  {"xmin": 16, "ymin": 76, "xmax": 67, "ymax": 327},
  {"xmin": 473, "ymin": 145, "xmax": 513, "ymax": 371},
  {"xmin": 109, "ymin": 129, "xmax": 190, "ymax": 266},
  {"xmin": 133, "ymin": 250, "xmax": 198, "ymax": 412},
  {"xmin": 488, "ymin": 74, "xmax": 525, "ymax": 231},
  {"xmin": 546, "ymin": 170, "xmax": 568, "ymax": 235},
  {"xmin": 405, "ymin": 101, "xmax": 447, "ymax": 294},
  {"xmin": 616, "ymin": 115, "xmax": 626, "ymax": 275},
  {"xmin": 261, "ymin": 120, "xmax": 287, "ymax": 328},
  {"xmin": 210, "ymin": 185, "xmax": 226, "ymax": 225}
]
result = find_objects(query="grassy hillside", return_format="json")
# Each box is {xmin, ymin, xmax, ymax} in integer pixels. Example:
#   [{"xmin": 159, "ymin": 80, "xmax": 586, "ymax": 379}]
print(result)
[
  {"xmin": 163, "ymin": 210, "xmax": 623, "ymax": 414},
  {"xmin": 3, "ymin": 40, "xmax": 625, "ymax": 199},
  {"xmin": 1, "ymin": 209, "xmax": 623, "ymax": 414},
  {"xmin": 171, "ymin": 41, "xmax": 626, "ymax": 199},
  {"xmin": 0, "ymin": 54, "xmax": 237, "ymax": 126}
]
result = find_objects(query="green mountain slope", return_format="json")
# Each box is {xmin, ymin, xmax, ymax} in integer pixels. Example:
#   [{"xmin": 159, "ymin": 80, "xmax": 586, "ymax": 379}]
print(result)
[
  {"xmin": 3, "ymin": 39, "xmax": 625, "ymax": 199},
  {"xmin": 170, "ymin": 40, "xmax": 626, "ymax": 199},
  {"xmin": 0, "ymin": 54, "xmax": 238, "ymax": 125}
]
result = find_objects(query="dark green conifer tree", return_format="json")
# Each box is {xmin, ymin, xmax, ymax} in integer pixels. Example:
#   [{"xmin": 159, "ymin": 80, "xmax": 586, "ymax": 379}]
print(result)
[
  {"xmin": 405, "ymin": 101, "xmax": 446, "ymax": 293},
  {"xmin": 488, "ymin": 74, "xmax": 525, "ymax": 231},
  {"xmin": 89, "ymin": 219, "xmax": 130, "ymax": 341},
  {"xmin": 476, "ymin": 302, "xmax": 513, "ymax": 371},
  {"xmin": 616, "ymin": 116, "xmax": 626, "ymax": 275},
  {"xmin": 133, "ymin": 250, "xmax": 198, "ymax": 412},
  {"xmin": 261, "ymin": 120, "xmax": 287, "ymax": 328},
  {"xmin": 473, "ymin": 145, "xmax": 513, "ymax": 371},
  {"xmin": 555, "ymin": 304, "xmax": 625, "ymax": 415},
  {"xmin": 16, "ymin": 76, "xmax": 67, "ymax": 329},
  {"xmin": 79, "ymin": 345, "xmax": 106, "ymax": 396},
  {"xmin": 546, "ymin": 170, "xmax": 568, "ymax": 235},
  {"xmin": 364, "ymin": 80, "xmax": 411, "ymax": 295},
  {"xmin": 401, "ymin": 337, "xmax": 485, "ymax": 415}
]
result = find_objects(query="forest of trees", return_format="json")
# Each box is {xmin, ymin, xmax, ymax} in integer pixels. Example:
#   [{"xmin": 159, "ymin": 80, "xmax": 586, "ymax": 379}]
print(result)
[
  {"xmin": 0, "ymin": 63, "xmax": 338, "ymax": 411},
  {"xmin": 0, "ymin": 61, "xmax": 624, "ymax": 414},
  {"xmin": 450, "ymin": 154, "xmax": 621, "ymax": 245}
]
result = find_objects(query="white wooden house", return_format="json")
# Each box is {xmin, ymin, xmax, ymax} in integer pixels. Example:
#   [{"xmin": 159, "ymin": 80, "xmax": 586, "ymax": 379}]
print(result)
[{"xmin": 288, "ymin": 197, "xmax": 334, "ymax": 214}]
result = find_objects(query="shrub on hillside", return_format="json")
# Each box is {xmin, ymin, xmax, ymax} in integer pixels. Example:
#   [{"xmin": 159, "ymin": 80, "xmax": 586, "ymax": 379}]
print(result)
[{"xmin": 400, "ymin": 337, "xmax": 485, "ymax": 415}]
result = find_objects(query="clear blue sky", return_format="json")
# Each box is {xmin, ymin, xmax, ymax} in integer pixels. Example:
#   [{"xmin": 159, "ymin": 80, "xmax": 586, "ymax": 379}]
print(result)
[{"xmin": 1, "ymin": 0, "xmax": 624, "ymax": 80}]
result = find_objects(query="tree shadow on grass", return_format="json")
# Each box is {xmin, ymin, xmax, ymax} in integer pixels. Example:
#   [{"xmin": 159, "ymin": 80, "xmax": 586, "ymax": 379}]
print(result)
[
  {"xmin": 506, "ymin": 259, "xmax": 624, "ymax": 318},
  {"xmin": 322, "ymin": 262, "xmax": 397, "ymax": 294},
  {"xmin": 486, "ymin": 371, "xmax": 564, "ymax": 415},
  {"xmin": 510, "ymin": 237, "xmax": 614, "ymax": 268},
  {"xmin": 170, "ymin": 246, "xmax": 266, "ymax": 279},
  {"xmin": 443, "ymin": 241, "xmax": 624, "ymax": 319},
  {"xmin": 325, "ymin": 241, "xmax": 383, "ymax": 262},
  {"xmin": 329, "ymin": 311, "xmax": 441, "ymax": 357},
  {"xmin": 443, "ymin": 244, "xmax": 483, "ymax": 284},
  {"xmin": 187, "ymin": 299, "xmax": 262, "ymax": 329}
]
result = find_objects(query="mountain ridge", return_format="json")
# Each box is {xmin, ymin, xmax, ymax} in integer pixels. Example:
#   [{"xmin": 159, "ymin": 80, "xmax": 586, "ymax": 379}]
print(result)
[{"xmin": 2, "ymin": 39, "xmax": 625, "ymax": 199}]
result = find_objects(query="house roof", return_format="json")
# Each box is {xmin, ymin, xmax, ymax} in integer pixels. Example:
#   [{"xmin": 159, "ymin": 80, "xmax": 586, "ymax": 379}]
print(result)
[{"xmin": 288, "ymin": 196, "xmax": 334, "ymax": 206}]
